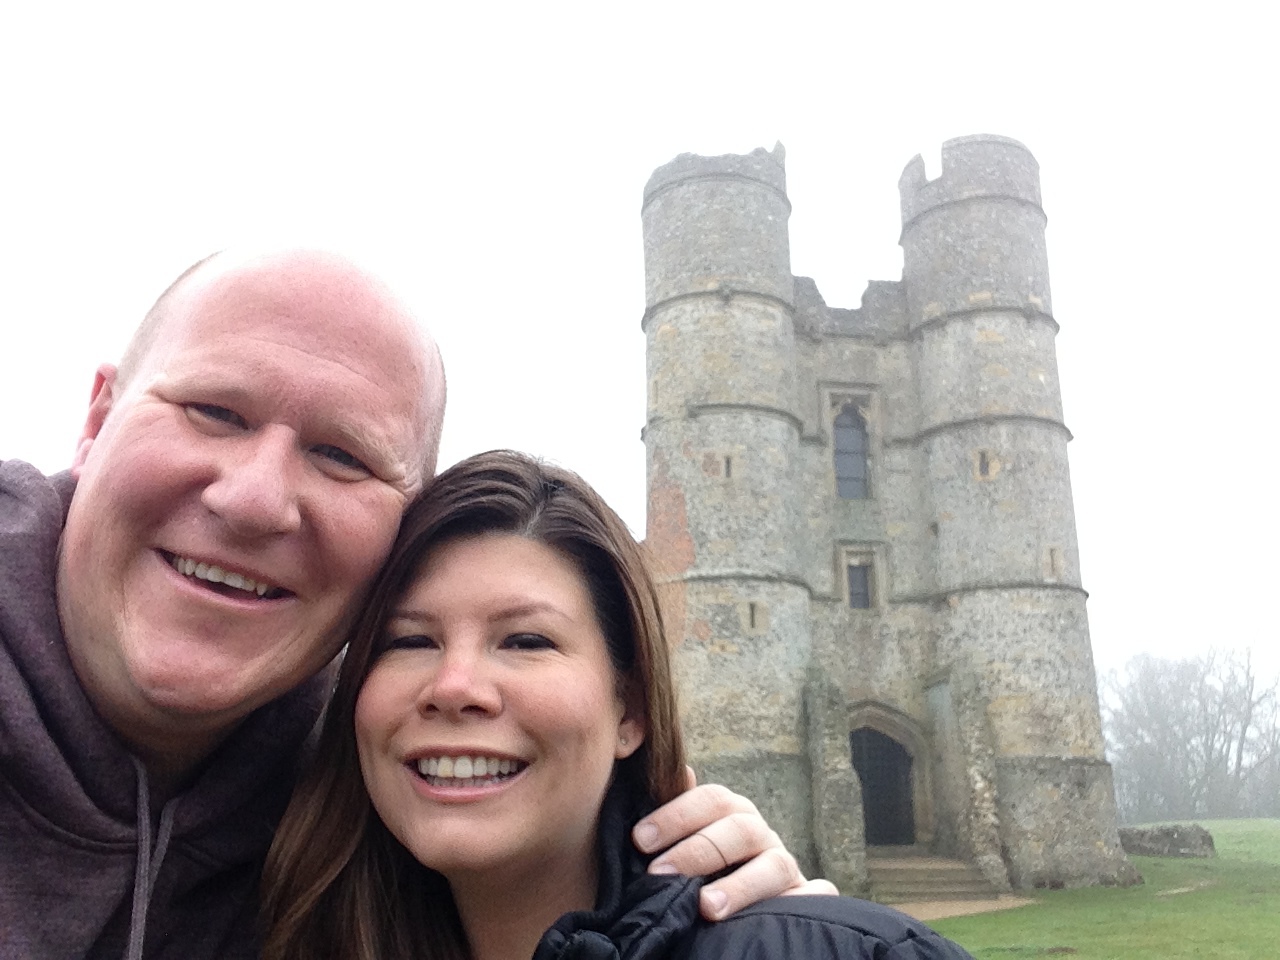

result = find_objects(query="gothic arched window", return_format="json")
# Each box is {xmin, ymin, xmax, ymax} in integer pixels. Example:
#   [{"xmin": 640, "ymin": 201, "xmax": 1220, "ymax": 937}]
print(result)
[{"xmin": 833, "ymin": 403, "xmax": 869, "ymax": 499}]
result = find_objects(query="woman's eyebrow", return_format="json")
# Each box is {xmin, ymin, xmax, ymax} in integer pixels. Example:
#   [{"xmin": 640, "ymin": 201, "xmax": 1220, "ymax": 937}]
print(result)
[
  {"xmin": 488, "ymin": 600, "xmax": 572, "ymax": 623},
  {"xmin": 387, "ymin": 609, "xmax": 434, "ymax": 626},
  {"xmin": 389, "ymin": 600, "xmax": 572, "ymax": 624}
]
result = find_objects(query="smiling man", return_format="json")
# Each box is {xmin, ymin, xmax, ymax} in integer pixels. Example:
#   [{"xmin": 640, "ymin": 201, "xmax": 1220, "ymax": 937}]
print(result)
[
  {"xmin": 0, "ymin": 250, "xmax": 826, "ymax": 960},
  {"xmin": 58, "ymin": 250, "xmax": 439, "ymax": 793}
]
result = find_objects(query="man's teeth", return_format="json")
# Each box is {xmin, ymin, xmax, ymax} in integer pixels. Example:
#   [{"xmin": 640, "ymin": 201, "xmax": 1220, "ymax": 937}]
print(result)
[
  {"xmin": 169, "ymin": 554, "xmax": 274, "ymax": 597},
  {"xmin": 416, "ymin": 756, "xmax": 524, "ymax": 782}
]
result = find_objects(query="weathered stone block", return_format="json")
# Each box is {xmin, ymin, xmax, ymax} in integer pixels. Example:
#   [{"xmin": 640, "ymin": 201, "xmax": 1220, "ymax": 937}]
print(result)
[{"xmin": 1119, "ymin": 824, "xmax": 1216, "ymax": 858}]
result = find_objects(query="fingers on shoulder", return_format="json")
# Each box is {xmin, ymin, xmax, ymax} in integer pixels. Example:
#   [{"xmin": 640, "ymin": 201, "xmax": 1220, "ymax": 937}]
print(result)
[
  {"xmin": 645, "ymin": 782, "xmax": 759, "ymax": 841},
  {"xmin": 687, "ymin": 782, "xmax": 761, "ymax": 818},
  {"xmin": 698, "ymin": 847, "xmax": 803, "ymax": 920},
  {"xmin": 702, "ymin": 813, "xmax": 780, "ymax": 865}
]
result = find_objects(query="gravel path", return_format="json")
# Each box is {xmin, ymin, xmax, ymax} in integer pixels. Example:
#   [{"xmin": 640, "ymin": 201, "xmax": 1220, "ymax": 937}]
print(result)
[{"xmin": 894, "ymin": 895, "xmax": 1035, "ymax": 922}]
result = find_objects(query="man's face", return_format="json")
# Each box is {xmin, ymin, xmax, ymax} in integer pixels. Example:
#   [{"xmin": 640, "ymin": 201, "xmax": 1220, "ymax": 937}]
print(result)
[{"xmin": 57, "ymin": 252, "xmax": 435, "ymax": 761}]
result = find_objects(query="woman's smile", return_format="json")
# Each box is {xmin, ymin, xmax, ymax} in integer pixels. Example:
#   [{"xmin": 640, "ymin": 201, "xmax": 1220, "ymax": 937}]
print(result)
[
  {"xmin": 413, "ymin": 753, "xmax": 528, "ymax": 783},
  {"xmin": 406, "ymin": 752, "xmax": 531, "ymax": 798}
]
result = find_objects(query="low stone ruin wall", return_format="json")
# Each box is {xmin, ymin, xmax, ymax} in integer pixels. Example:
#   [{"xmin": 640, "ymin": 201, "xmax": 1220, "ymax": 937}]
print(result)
[{"xmin": 1118, "ymin": 824, "xmax": 1216, "ymax": 858}]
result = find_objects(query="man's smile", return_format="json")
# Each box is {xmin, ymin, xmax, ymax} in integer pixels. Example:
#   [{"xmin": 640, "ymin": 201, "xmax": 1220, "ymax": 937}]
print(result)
[{"xmin": 161, "ymin": 550, "xmax": 290, "ymax": 600}]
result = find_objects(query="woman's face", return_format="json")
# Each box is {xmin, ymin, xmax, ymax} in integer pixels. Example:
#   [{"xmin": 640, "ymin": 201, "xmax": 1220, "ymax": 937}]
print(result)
[{"xmin": 355, "ymin": 532, "xmax": 644, "ymax": 884}]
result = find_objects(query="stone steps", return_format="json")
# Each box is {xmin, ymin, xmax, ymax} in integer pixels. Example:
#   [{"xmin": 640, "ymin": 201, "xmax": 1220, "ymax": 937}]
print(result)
[{"xmin": 866, "ymin": 849, "xmax": 1001, "ymax": 903}]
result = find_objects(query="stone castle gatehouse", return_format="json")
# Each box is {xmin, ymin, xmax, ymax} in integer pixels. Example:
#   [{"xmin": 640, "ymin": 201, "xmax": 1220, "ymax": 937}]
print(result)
[{"xmin": 640, "ymin": 136, "xmax": 1137, "ymax": 893}]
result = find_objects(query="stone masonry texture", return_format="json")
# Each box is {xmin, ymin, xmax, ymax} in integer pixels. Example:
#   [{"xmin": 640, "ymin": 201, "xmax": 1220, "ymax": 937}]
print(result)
[{"xmin": 642, "ymin": 136, "xmax": 1139, "ymax": 891}]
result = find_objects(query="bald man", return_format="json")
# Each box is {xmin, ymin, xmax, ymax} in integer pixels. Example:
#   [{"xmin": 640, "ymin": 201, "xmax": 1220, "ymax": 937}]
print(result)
[{"xmin": 0, "ymin": 251, "xmax": 826, "ymax": 960}]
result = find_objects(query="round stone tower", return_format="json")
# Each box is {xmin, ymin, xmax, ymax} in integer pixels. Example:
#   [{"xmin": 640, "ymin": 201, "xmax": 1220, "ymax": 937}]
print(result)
[
  {"xmin": 900, "ymin": 135, "xmax": 1135, "ymax": 887},
  {"xmin": 641, "ymin": 145, "xmax": 817, "ymax": 868}
]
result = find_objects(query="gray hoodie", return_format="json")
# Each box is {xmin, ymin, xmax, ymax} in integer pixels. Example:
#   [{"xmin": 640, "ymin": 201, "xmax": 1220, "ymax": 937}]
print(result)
[{"xmin": 0, "ymin": 460, "xmax": 328, "ymax": 959}]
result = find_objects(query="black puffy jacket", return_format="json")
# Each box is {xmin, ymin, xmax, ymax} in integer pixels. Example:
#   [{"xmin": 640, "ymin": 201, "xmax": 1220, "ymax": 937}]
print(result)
[{"xmin": 532, "ymin": 783, "xmax": 975, "ymax": 960}]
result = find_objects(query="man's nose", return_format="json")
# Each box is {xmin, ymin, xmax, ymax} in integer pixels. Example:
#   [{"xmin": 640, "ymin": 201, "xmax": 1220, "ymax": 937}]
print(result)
[
  {"xmin": 201, "ymin": 426, "xmax": 304, "ymax": 538},
  {"xmin": 417, "ymin": 647, "xmax": 502, "ymax": 720}
]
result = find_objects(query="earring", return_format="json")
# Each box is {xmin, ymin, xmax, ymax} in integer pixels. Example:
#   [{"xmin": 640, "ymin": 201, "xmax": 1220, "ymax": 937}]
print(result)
[{"xmin": 619, "ymin": 735, "xmax": 629, "ymax": 747}]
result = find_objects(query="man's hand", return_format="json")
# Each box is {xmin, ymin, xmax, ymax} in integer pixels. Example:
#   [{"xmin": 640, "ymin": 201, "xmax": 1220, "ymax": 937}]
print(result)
[{"xmin": 633, "ymin": 768, "xmax": 839, "ymax": 920}]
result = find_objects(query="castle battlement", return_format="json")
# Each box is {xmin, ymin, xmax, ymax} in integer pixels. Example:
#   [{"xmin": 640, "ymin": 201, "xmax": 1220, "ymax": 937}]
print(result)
[
  {"xmin": 643, "ymin": 142, "xmax": 787, "ymax": 210},
  {"xmin": 899, "ymin": 134, "xmax": 1043, "ymax": 228}
]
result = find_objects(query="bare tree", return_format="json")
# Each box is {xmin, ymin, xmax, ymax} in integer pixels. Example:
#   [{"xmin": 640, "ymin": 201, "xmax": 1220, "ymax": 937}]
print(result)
[{"xmin": 1102, "ymin": 651, "xmax": 1279, "ymax": 823}]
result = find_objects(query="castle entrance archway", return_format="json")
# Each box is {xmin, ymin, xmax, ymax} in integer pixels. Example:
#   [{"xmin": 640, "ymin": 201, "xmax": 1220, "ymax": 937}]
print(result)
[{"xmin": 850, "ymin": 726, "xmax": 915, "ymax": 845}]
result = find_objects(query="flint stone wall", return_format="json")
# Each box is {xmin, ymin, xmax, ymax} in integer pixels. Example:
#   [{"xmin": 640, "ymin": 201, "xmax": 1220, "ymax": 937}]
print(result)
[{"xmin": 996, "ymin": 757, "xmax": 1141, "ymax": 888}]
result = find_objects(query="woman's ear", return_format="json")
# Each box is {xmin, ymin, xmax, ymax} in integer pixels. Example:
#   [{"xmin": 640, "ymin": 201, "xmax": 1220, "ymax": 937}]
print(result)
[
  {"xmin": 616, "ymin": 717, "xmax": 645, "ymax": 759},
  {"xmin": 615, "ymin": 681, "xmax": 646, "ymax": 759}
]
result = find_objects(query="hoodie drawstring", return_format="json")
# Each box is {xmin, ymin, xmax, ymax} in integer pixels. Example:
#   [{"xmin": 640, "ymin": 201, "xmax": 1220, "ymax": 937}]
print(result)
[{"xmin": 126, "ymin": 757, "xmax": 179, "ymax": 960}]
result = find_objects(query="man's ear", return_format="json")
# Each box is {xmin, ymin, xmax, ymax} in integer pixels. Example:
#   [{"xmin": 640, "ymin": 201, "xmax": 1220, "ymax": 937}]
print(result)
[{"xmin": 71, "ymin": 364, "xmax": 120, "ymax": 477}]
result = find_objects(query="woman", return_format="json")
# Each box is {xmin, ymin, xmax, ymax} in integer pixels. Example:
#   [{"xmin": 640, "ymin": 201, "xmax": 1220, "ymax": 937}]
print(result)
[{"xmin": 262, "ymin": 451, "xmax": 972, "ymax": 960}]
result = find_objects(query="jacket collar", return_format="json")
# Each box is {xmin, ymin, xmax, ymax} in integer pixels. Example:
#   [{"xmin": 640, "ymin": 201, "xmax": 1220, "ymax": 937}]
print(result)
[{"xmin": 532, "ymin": 776, "xmax": 707, "ymax": 960}]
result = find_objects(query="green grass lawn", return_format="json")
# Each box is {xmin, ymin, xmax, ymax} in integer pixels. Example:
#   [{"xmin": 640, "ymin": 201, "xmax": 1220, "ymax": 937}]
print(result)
[{"xmin": 931, "ymin": 819, "xmax": 1280, "ymax": 959}]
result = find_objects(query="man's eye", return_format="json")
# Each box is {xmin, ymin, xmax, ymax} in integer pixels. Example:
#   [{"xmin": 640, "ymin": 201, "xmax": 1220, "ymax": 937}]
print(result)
[
  {"xmin": 312, "ymin": 444, "xmax": 370, "ymax": 474},
  {"xmin": 187, "ymin": 404, "xmax": 248, "ymax": 429},
  {"xmin": 504, "ymin": 633, "xmax": 555, "ymax": 651}
]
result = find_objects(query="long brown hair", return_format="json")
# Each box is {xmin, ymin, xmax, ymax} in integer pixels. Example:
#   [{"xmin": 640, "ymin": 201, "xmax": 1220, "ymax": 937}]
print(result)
[{"xmin": 260, "ymin": 451, "xmax": 687, "ymax": 960}]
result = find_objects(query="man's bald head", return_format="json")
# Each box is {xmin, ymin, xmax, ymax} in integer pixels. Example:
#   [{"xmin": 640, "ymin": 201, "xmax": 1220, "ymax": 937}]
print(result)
[
  {"xmin": 114, "ymin": 249, "xmax": 446, "ymax": 483},
  {"xmin": 115, "ymin": 252, "xmax": 222, "ymax": 391}
]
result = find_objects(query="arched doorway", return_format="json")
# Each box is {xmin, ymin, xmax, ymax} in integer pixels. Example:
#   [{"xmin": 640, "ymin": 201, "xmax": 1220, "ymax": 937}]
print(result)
[{"xmin": 850, "ymin": 727, "xmax": 915, "ymax": 845}]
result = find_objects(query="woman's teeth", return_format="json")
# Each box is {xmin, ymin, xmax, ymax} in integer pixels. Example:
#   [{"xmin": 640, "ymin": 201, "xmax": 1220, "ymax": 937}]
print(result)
[{"xmin": 415, "ymin": 755, "xmax": 526, "ymax": 785}]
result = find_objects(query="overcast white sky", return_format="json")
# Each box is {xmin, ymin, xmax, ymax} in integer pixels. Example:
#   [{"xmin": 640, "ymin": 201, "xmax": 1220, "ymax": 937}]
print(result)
[{"xmin": 2, "ymin": 2, "xmax": 1275, "ymax": 679}]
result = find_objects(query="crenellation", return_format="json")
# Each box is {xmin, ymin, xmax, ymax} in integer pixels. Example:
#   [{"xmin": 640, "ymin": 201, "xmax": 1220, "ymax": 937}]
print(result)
[
  {"xmin": 792, "ymin": 276, "xmax": 827, "ymax": 342},
  {"xmin": 899, "ymin": 135, "xmax": 1043, "ymax": 227},
  {"xmin": 858, "ymin": 280, "xmax": 910, "ymax": 338},
  {"xmin": 643, "ymin": 143, "xmax": 788, "ymax": 209}
]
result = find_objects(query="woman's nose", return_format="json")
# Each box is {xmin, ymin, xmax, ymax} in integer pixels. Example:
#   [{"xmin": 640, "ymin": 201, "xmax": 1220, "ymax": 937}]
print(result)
[{"xmin": 416, "ymin": 647, "xmax": 502, "ymax": 719}]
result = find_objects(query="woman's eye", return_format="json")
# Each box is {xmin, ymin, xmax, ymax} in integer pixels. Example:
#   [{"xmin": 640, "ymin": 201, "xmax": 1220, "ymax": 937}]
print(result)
[
  {"xmin": 187, "ymin": 403, "xmax": 248, "ymax": 429},
  {"xmin": 504, "ymin": 633, "xmax": 555, "ymax": 651},
  {"xmin": 384, "ymin": 634, "xmax": 438, "ymax": 652}
]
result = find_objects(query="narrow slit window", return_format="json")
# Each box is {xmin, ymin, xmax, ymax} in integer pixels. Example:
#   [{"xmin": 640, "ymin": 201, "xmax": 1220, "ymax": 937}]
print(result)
[
  {"xmin": 748, "ymin": 602, "xmax": 757, "ymax": 629},
  {"xmin": 978, "ymin": 450, "xmax": 991, "ymax": 478},
  {"xmin": 847, "ymin": 563, "xmax": 872, "ymax": 609},
  {"xmin": 834, "ymin": 403, "xmax": 869, "ymax": 499},
  {"xmin": 724, "ymin": 456, "xmax": 733, "ymax": 479}
]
